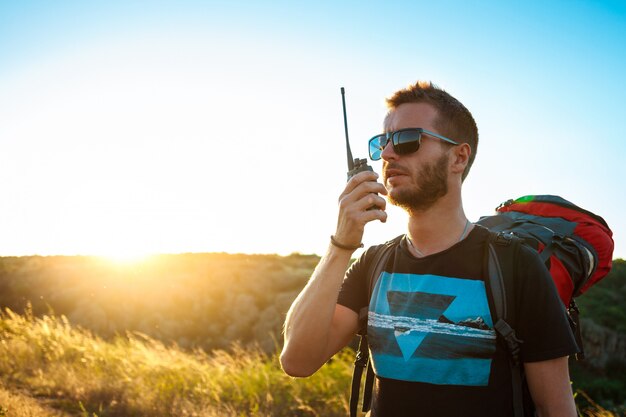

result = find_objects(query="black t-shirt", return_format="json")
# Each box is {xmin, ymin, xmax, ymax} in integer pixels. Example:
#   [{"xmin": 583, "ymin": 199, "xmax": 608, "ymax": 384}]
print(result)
[{"xmin": 337, "ymin": 226, "xmax": 578, "ymax": 417}]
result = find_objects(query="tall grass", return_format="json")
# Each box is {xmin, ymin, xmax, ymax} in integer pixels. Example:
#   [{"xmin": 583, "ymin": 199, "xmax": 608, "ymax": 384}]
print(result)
[
  {"xmin": 0, "ymin": 384, "xmax": 71, "ymax": 417},
  {"xmin": 0, "ymin": 308, "xmax": 352, "ymax": 416},
  {"xmin": 0, "ymin": 308, "xmax": 621, "ymax": 417}
]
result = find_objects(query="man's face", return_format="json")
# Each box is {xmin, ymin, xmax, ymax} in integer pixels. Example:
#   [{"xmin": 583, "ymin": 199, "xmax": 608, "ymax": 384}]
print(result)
[{"xmin": 381, "ymin": 102, "xmax": 451, "ymax": 213}]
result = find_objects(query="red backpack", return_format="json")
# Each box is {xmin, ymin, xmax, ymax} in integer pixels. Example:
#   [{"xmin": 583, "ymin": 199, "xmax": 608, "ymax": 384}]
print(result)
[
  {"xmin": 476, "ymin": 195, "xmax": 614, "ymax": 308},
  {"xmin": 476, "ymin": 195, "xmax": 614, "ymax": 416}
]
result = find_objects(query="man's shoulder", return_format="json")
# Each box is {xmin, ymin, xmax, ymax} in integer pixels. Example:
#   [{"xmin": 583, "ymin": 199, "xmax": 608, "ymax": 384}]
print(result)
[
  {"xmin": 464, "ymin": 223, "xmax": 494, "ymax": 246},
  {"xmin": 348, "ymin": 235, "xmax": 404, "ymax": 281},
  {"xmin": 361, "ymin": 235, "xmax": 404, "ymax": 262}
]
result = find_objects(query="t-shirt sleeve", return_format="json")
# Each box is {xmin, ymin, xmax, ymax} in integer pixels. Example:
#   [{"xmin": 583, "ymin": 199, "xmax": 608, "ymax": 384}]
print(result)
[
  {"xmin": 513, "ymin": 245, "xmax": 580, "ymax": 363},
  {"xmin": 336, "ymin": 247, "xmax": 375, "ymax": 314}
]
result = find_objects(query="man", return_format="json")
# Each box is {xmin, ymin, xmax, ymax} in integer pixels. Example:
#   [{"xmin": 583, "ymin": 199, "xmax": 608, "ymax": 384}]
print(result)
[{"xmin": 280, "ymin": 81, "xmax": 578, "ymax": 416}]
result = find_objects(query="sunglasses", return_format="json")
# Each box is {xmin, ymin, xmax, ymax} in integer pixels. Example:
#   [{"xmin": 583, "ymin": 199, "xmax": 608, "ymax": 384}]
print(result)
[{"xmin": 368, "ymin": 128, "xmax": 460, "ymax": 161}]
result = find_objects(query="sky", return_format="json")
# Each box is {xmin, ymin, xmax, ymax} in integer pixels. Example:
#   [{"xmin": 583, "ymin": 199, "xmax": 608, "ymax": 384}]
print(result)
[{"xmin": 0, "ymin": 0, "xmax": 625, "ymax": 259}]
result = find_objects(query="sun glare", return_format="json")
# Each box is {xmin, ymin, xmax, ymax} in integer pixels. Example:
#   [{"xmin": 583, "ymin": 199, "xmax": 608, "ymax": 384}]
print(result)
[{"xmin": 98, "ymin": 250, "xmax": 154, "ymax": 266}]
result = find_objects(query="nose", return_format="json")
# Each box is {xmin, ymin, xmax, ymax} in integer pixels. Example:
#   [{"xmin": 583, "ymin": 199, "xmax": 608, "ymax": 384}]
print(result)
[{"xmin": 380, "ymin": 139, "xmax": 398, "ymax": 161}]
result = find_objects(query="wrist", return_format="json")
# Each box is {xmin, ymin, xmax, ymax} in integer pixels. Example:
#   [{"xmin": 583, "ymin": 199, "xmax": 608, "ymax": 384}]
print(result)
[{"xmin": 330, "ymin": 235, "xmax": 364, "ymax": 251}]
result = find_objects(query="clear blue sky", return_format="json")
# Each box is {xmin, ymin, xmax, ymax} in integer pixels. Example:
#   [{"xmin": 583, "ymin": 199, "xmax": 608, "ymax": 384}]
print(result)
[{"xmin": 1, "ymin": 0, "xmax": 625, "ymax": 259}]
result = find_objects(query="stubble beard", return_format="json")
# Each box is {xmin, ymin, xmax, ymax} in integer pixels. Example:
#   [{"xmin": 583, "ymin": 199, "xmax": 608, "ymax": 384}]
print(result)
[{"xmin": 387, "ymin": 153, "xmax": 450, "ymax": 215}]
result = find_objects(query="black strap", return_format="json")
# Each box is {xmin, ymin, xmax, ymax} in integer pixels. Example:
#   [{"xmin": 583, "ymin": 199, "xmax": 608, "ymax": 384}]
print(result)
[
  {"xmin": 487, "ymin": 242, "xmax": 508, "ymax": 320},
  {"xmin": 362, "ymin": 360, "xmax": 375, "ymax": 412},
  {"xmin": 367, "ymin": 235, "xmax": 403, "ymax": 300},
  {"xmin": 350, "ymin": 307, "xmax": 370, "ymax": 417},
  {"xmin": 350, "ymin": 335, "xmax": 369, "ymax": 417},
  {"xmin": 568, "ymin": 299, "xmax": 585, "ymax": 360},
  {"xmin": 349, "ymin": 236, "xmax": 400, "ymax": 417},
  {"xmin": 487, "ymin": 232, "xmax": 526, "ymax": 417},
  {"xmin": 538, "ymin": 236, "xmax": 560, "ymax": 265}
]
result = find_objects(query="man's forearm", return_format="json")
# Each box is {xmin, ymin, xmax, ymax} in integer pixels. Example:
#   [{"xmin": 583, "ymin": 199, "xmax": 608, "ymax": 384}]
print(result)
[{"xmin": 280, "ymin": 244, "xmax": 354, "ymax": 376}]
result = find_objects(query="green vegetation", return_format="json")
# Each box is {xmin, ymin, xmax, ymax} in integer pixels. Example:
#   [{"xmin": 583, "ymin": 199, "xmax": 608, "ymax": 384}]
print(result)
[
  {"xmin": 0, "ymin": 308, "xmax": 353, "ymax": 416},
  {"xmin": 570, "ymin": 259, "xmax": 626, "ymax": 412},
  {"xmin": 0, "ymin": 253, "xmax": 319, "ymax": 353},
  {"xmin": 577, "ymin": 259, "xmax": 626, "ymax": 333},
  {"xmin": 0, "ymin": 254, "xmax": 624, "ymax": 415},
  {"xmin": 572, "ymin": 360, "xmax": 626, "ymax": 415},
  {"xmin": 0, "ymin": 308, "xmax": 621, "ymax": 417},
  {"xmin": 0, "ymin": 384, "xmax": 70, "ymax": 417}
]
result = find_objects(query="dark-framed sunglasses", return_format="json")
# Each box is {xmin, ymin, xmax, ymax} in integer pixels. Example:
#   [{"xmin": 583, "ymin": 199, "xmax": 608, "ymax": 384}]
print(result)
[{"xmin": 368, "ymin": 128, "xmax": 460, "ymax": 161}]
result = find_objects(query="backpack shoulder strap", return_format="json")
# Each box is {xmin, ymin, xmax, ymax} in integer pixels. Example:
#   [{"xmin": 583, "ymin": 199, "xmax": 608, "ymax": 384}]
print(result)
[
  {"xmin": 350, "ymin": 234, "xmax": 402, "ymax": 417},
  {"xmin": 358, "ymin": 234, "xmax": 403, "ymax": 334},
  {"xmin": 486, "ymin": 231, "xmax": 526, "ymax": 417},
  {"xmin": 487, "ymin": 232, "xmax": 519, "ymax": 326}
]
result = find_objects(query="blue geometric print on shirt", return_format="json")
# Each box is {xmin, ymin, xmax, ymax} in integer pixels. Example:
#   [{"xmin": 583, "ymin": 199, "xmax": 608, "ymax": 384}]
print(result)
[{"xmin": 368, "ymin": 272, "xmax": 497, "ymax": 386}]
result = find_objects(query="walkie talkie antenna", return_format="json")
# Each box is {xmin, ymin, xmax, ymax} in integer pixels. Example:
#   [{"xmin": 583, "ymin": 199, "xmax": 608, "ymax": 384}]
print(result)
[
  {"xmin": 341, "ymin": 87, "xmax": 355, "ymax": 171},
  {"xmin": 341, "ymin": 86, "xmax": 373, "ymax": 182}
]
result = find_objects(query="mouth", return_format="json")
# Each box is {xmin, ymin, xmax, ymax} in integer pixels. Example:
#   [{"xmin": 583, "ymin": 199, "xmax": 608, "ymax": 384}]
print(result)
[
  {"xmin": 385, "ymin": 169, "xmax": 405, "ymax": 178},
  {"xmin": 383, "ymin": 165, "xmax": 409, "ymax": 183}
]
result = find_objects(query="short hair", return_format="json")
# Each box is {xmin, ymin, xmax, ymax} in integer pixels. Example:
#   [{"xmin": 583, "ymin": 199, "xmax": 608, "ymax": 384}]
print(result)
[{"xmin": 386, "ymin": 81, "xmax": 478, "ymax": 181}]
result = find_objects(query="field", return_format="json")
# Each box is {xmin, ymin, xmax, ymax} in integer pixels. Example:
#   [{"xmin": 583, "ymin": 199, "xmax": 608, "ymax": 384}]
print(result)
[
  {"xmin": 0, "ymin": 307, "xmax": 355, "ymax": 416},
  {"xmin": 0, "ymin": 254, "xmax": 624, "ymax": 416}
]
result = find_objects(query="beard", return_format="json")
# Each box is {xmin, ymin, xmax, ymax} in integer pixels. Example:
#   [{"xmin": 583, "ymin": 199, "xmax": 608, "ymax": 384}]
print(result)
[{"xmin": 386, "ymin": 152, "xmax": 449, "ymax": 214}]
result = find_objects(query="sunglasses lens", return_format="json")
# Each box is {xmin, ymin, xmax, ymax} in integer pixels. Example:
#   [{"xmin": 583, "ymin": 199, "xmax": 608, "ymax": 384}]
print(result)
[
  {"xmin": 369, "ymin": 135, "xmax": 387, "ymax": 160},
  {"xmin": 394, "ymin": 130, "xmax": 421, "ymax": 155}
]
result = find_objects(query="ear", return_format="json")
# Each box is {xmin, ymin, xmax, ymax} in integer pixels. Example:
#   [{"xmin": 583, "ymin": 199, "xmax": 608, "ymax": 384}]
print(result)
[{"xmin": 449, "ymin": 143, "xmax": 471, "ymax": 176}]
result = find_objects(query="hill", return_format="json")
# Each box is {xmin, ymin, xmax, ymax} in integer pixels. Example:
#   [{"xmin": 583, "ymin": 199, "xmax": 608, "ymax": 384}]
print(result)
[{"xmin": 0, "ymin": 253, "xmax": 318, "ymax": 353}]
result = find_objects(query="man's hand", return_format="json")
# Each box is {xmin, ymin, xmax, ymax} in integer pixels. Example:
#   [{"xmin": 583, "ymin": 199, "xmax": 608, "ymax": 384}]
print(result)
[{"xmin": 334, "ymin": 171, "xmax": 388, "ymax": 249}]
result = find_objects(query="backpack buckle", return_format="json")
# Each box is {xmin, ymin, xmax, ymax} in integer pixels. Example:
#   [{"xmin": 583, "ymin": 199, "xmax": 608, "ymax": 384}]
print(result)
[
  {"xmin": 354, "ymin": 336, "xmax": 369, "ymax": 367},
  {"xmin": 496, "ymin": 199, "xmax": 515, "ymax": 211},
  {"xmin": 494, "ymin": 232, "xmax": 515, "ymax": 247},
  {"xmin": 494, "ymin": 319, "xmax": 524, "ymax": 367}
]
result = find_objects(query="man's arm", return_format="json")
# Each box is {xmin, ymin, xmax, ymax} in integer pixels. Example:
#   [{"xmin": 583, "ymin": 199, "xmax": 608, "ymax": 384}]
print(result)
[
  {"xmin": 280, "ymin": 171, "xmax": 387, "ymax": 377},
  {"xmin": 280, "ymin": 248, "xmax": 359, "ymax": 377},
  {"xmin": 524, "ymin": 356, "xmax": 577, "ymax": 417}
]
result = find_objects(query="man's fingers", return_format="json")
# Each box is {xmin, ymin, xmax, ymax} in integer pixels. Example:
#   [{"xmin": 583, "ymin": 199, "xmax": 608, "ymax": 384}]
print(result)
[
  {"xmin": 341, "ymin": 171, "xmax": 380, "ymax": 196},
  {"xmin": 363, "ymin": 208, "xmax": 388, "ymax": 224},
  {"xmin": 335, "ymin": 193, "xmax": 387, "ymax": 239},
  {"xmin": 339, "ymin": 176, "xmax": 386, "ymax": 206},
  {"xmin": 338, "ymin": 189, "xmax": 386, "ymax": 219},
  {"xmin": 335, "ymin": 171, "xmax": 388, "ymax": 246},
  {"xmin": 354, "ymin": 192, "xmax": 386, "ymax": 212}
]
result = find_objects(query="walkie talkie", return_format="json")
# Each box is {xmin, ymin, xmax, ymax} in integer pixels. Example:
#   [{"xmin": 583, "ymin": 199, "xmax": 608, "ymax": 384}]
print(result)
[{"xmin": 341, "ymin": 87, "xmax": 374, "ymax": 180}]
